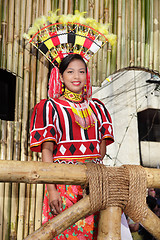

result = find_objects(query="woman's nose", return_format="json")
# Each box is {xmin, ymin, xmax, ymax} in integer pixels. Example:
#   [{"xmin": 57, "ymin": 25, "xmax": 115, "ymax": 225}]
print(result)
[{"xmin": 74, "ymin": 71, "xmax": 79, "ymax": 78}]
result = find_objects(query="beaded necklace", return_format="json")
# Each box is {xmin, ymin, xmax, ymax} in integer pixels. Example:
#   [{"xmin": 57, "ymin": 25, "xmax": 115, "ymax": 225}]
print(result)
[
  {"xmin": 64, "ymin": 89, "xmax": 97, "ymax": 129},
  {"xmin": 64, "ymin": 89, "xmax": 83, "ymax": 103}
]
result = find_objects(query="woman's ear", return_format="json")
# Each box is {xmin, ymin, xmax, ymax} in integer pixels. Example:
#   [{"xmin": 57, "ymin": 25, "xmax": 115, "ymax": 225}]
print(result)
[{"xmin": 60, "ymin": 74, "xmax": 63, "ymax": 83}]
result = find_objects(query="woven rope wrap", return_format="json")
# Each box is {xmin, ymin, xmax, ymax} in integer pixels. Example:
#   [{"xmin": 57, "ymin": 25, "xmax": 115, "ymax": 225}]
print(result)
[
  {"xmin": 85, "ymin": 163, "xmax": 147, "ymax": 222},
  {"xmin": 123, "ymin": 165, "xmax": 148, "ymax": 222},
  {"xmin": 85, "ymin": 163, "xmax": 129, "ymax": 214}
]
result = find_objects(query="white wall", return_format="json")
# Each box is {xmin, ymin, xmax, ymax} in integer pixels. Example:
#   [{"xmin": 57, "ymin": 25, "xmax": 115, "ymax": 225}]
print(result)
[{"xmin": 92, "ymin": 70, "xmax": 160, "ymax": 167}]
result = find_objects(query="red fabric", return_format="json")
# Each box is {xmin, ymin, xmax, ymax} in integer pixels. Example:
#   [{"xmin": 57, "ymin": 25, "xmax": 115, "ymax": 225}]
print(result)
[
  {"xmin": 48, "ymin": 66, "xmax": 62, "ymax": 99},
  {"xmin": 84, "ymin": 33, "xmax": 95, "ymax": 49},
  {"xmin": 49, "ymin": 32, "xmax": 60, "ymax": 46},
  {"xmin": 30, "ymin": 98, "xmax": 114, "ymax": 154},
  {"xmin": 42, "ymin": 159, "xmax": 100, "ymax": 240}
]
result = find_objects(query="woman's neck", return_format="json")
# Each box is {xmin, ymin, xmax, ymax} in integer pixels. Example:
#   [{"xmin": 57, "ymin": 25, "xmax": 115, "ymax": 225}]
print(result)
[{"xmin": 63, "ymin": 89, "xmax": 83, "ymax": 103}]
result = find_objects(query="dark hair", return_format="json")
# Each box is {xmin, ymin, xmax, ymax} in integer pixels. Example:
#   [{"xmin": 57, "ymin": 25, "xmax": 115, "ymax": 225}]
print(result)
[{"xmin": 59, "ymin": 54, "xmax": 87, "ymax": 75}]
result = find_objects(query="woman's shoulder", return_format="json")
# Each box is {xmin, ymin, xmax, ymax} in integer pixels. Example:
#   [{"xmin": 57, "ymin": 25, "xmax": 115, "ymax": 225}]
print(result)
[
  {"xmin": 90, "ymin": 98, "xmax": 105, "ymax": 106},
  {"xmin": 34, "ymin": 98, "xmax": 62, "ymax": 108}
]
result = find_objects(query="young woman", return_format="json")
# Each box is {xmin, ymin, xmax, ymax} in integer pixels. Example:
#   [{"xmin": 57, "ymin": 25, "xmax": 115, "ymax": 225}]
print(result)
[{"xmin": 30, "ymin": 54, "xmax": 114, "ymax": 239}]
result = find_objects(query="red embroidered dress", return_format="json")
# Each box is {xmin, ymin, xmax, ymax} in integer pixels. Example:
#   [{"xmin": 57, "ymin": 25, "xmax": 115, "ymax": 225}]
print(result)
[{"xmin": 30, "ymin": 97, "xmax": 114, "ymax": 239}]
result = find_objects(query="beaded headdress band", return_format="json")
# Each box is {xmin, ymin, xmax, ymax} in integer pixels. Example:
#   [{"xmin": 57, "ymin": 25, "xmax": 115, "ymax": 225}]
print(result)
[
  {"xmin": 24, "ymin": 10, "xmax": 116, "ymax": 67},
  {"xmin": 24, "ymin": 10, "xmax": 116, "ymax": 99}
]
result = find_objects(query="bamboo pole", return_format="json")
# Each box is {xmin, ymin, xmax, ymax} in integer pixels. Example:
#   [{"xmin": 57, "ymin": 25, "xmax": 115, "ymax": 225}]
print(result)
[
  {"xmin": 153, "ymin": 0, "xmax": 159, "ymax": 71},
  {"xmin": 92, "ymin": 0, "xmax": 99, "ymax": 86},
  {"xmin": 0, "ymin": 0, "xmax": 2, "ymax": 62},
  {"xmin": 130, "ymin": 0, "xmax": 134, "ymax": 67},
  {"xmin": 32, "ymin": 1, "xmax": 47, "ymax": 232},
  {"xmin": 117, "ymin": 0, "xmax": 122, "ymax": 70},
  {"xmin": 14, "ymin": 2, "xmax": 26, "ymax": 239},
  {"xmin": 10, "ymin": 0, "xmax": 22, "ymax": 238},
  {"xmin": 39, "ymin": 0, "xmax": 44, "ymax": 15},
  {"xmin": 3, "ymin": 0, "xmax": 15, "ymax": 238},
  {"xmin": 106, "ymin": 0, "xmax": 112, "ymax": 78},
  {"xmin": 64, "ymin": 0, "xmax": 68, "ymax": 15},
  {"xmin": 149, "ymin": 0, "xmax": 154, "ymax": 69},
  {"xmin": 44, "ymin": 0, "xmax": 51, "ymax": 14},
  {"xmin": 126, "ymin": 0, "xmax": 130, "ymax": 67},
  {"xmin": 98, "ymin": 207, "xmax": 122, "ymax": 240},
  {"xmin": 3, "ymin": 122, "xmax": 14, "ymax": 240},
  {"xmin": 29, "ymin": 184, "xmax": 36, "ymax": 234},
  {"xmin": 159, "ymin": 0, "xmax": 160, "ymax": 74},
  {"xmin": 0, "ymin": 0, "xmax": 8, "ymax": 68},
  {"xmin": 25, "ymin": 196, "xmax": 91, "ymax": 240},
  {"xmin": 88, "ymin": 1, "xmax": 94, "ymax": 85},
  {"xmin": 140, "ymin": 207, "xmax": 160, "ymax": 239},
  {"xmin": 17, "ymin": 0, "xmax": 26, "ymax": 122},
  {"xmin": 10, "ymin": 122, "xmax": 21, "ymax": 239},
  {"xmin": 102, "ymin": 0, "xmax": 109, "ymax": 81},
  {"xmin": 97, "ymin": 0, "xmax": 104, "ymax": 84},
  {"xmin": 137, "ymin": 0, "xmax": 141, "ymax": 67},
  {"xmin": 145, "ymin": 167, "xmax": 160, "ymax": 188},
  {"xmin": 24, "ymin": 184, "xmax": 30, "ymax": 238},
  {"xmin": 34, "ymin": 178, "xmax": 43, "ymax": 230},
  {"xmin": 0, "ymin": 1, "xmax": 8, "ymax": 239},
  {"xmin": 145, "ymin": 0, "xmax": 150, "ymax": 69},
  {"xmin": 0, "ymin": 121, "xmax": 7, "ymax": 240},
  {"xmin": 68, "ymin": 0, "xmax": 73, "ymax": 14},
  {"xmin": 121, "ymin": 0, "xmax": 126, "ymax": 69},
  {"xmin": 1, "ymin": 160, "xmax": 160, "ymax": 188},
  {"xmin": 141, "ymin": 0, "xmax": 145, "ymax": 67},
  {"xmin": 12, "ymin": 0, "xmax": 20, "ymax": 75},
  {"xmin": 111, "ymin": 0, "xmax": 117, "ymax": 74},
  {"xmin": 79, "ymin": 0, "xmax": 85, "ymax": 12},
  {"xmin": 0, "ymin": 160, "xmax": 87, "ymax": 184},
  {"xmin": 134, "ymin": 0, "xmax": 138, "ymax": 67},
  {"xmin": 59, "ymin": 0, "xmax": 63, "ymax": 15},
  {"xmin": 17, "ymin": 0, "xmax": 32, "ymax": 238},
  {"xmin": 27, "ymin": 0, "xmax": 37, "ymax": 235}
]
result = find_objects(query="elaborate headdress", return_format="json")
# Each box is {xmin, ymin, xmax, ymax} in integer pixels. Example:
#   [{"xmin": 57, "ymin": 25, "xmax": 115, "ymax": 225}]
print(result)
[{"xmin": 24, "ymin": 10, "xmax": 116, "ymax": 98}]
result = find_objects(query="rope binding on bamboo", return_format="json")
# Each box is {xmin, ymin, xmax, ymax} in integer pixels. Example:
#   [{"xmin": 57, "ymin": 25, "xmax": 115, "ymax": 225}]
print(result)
[{"xmin": 85, "ymin": 163, "xmax": 148, "ymax": 222}]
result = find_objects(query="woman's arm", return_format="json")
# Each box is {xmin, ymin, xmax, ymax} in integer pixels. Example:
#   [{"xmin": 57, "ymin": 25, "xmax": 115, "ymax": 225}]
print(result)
[
  {"xmin": 100, "ymin": 139, "xmax": 106, "ymax": 160},
  {"xmin": 42, "ymin": 141, "xmax": 62, "ymax": 215}
]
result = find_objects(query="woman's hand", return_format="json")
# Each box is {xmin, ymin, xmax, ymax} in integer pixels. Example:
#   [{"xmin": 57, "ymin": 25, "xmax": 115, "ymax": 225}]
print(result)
[
  {"xmin": 42, "ymin": 142, "xmax": 62, "ymax": 215},
  {"xmin": 49, "ymin": 188, "xmax": 62, "ymax": 215}
]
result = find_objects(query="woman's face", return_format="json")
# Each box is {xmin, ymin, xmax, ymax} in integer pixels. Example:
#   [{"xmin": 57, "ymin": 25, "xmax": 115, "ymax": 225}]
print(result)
[{"xmin": 60, "ymin": 59, "xmax": 86, "ymax": 94}]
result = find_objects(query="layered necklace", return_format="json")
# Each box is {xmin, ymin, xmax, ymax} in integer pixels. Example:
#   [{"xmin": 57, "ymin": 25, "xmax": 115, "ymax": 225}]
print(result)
[{"xmin": 64, "ymin": 89, "xmax": 97, "ymax": 129}]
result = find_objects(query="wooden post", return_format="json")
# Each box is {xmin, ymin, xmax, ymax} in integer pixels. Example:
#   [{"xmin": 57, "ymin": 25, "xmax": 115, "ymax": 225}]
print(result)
[
  {"xmin": 0, "ymin": 160, "xmax": 160, "ymax": 239},
  {"xmin": 140, "ymin": 207, "xmax": 160, "ymax": 239},
  {"xmin": 24, "ymin": 196, "xmax": 91, "ymax": 240},
  {"xmin": 144, "ymin": 168, "xmax": 160, "ymax": 188},
  {"xmin": 98, "ymin": 207, "xmax": 121, "ymax": 240},
  {"xmin": 0, "ymin": 160, "xmax": 160, "ymax": 188},
  {"xmin": 0, "ymin": 160, "xmax": 87, "ymax": 185}
]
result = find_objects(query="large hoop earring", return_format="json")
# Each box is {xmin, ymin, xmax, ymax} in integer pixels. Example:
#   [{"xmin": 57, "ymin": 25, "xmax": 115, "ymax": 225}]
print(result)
[{"xmin": 61, "ymin": 82, "xmax": 65, "ymax": 94}]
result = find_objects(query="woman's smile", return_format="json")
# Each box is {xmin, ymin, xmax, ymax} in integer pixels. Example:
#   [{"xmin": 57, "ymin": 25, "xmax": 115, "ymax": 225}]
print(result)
[{"xmin": 72, "ymin": 81, "xmax": 81, "ymax": 86}]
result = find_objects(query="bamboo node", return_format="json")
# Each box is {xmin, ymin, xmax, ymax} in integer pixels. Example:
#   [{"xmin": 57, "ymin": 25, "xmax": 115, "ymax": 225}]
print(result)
[
  {"xmin": 1, "ymin": 21, "xmax": 7, "ymax": 25},
  {"xmin": 85, "ymin": 163, "xmax": 148, "ymax": 222},
  {"xmin": 14, "ymin": 34, "xmax": 19, "ymax": 40}
]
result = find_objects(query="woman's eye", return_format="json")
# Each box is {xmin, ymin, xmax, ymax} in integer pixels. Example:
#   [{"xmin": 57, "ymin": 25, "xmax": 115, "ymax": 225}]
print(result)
[
  {"xmin": 80, "ymin": 71, "xmax": 85, "ymax": 73},
  {"xmin": 67, "ymin": 71, "xmax": 73, "ymax": 73}
]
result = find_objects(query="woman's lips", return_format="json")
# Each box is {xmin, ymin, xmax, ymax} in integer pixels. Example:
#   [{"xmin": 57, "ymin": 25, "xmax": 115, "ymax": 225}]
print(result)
[{"xmin": 72, "ymin": 81, "xmax": 81, "ymax": 86}]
